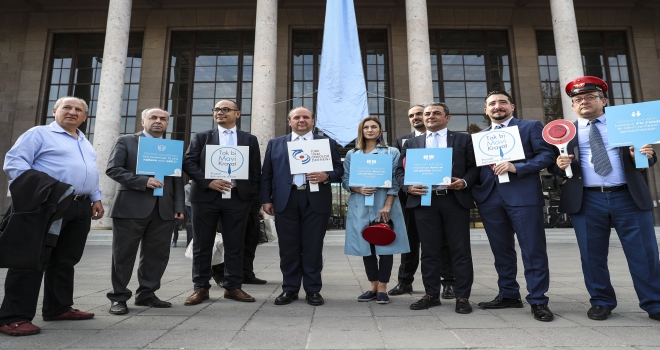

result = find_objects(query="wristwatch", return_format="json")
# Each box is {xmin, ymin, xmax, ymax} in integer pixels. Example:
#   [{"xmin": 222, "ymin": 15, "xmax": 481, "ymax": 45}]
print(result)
[{"xmin": 323, "ymin": 172, "xmax": 330, "ymax": 184}]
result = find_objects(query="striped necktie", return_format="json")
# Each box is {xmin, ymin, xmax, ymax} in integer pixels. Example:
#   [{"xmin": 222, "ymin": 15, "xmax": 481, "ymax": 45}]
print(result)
[{"xmin": 588, "ymin": 119, "xmax": 612, "ymax": 176}]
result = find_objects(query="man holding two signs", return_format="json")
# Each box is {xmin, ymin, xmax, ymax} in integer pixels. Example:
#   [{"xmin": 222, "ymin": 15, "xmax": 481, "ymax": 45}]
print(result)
[
  {"xmin": 261, "ymin": 107, "xmax": 343, "ymax": 306},
  {"xmin": 395, "ymin": 103, "xmax": 478, "ymax": 313},
  {"xmin": 182, "ymin": 100, "xmax": 261, "ymax": 305},
  {"xmin": 551, "ymin": 76, "xmax": 660, "ymax": 322}
]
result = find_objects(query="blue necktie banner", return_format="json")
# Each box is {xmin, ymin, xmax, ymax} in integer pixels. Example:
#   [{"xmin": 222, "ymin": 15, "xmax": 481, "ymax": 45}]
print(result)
[
  {"xmin": 316, "ymin": 0, "xmax": 369, "ymax": 147},
  {"xmin": 348, "ymin": 153, "xmax": 393, "ymax": 206},
  {"xmin": 136, "ymin": 138, "xmax": 184, "ymax": 196},
  {"xmin": 606, "ymin": 100, "xmax": 660, "ymax": 168},
  {"xmin": 404, "ymin": 148, "xmax": 453, "ymax": 206}
]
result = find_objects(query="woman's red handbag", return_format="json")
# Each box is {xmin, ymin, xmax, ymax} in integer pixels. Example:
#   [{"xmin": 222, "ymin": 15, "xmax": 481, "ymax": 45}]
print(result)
[{"xmin": 362, "ymin": 219, "xmax": 396, "ymax": 246}]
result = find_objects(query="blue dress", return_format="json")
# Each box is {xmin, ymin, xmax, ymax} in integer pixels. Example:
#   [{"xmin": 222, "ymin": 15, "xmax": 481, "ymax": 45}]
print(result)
[{"xmin": 342, "ymin": 145, "xmax": 409, "ymax": 256}]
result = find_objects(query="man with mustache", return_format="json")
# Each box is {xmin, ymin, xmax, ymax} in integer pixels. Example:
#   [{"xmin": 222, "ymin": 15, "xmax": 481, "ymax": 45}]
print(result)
[{"xmin": 471, "ymin": 91, "xmax": 556, "ymax": 322}]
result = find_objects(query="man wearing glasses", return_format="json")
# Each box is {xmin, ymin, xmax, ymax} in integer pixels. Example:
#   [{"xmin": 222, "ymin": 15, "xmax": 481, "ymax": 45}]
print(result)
[
  {"xmin": 389, "ymin": 105, "xmax": 456, "ymax": 300},
  {"xmin": 182, "ymin": 100, "xmax": 261, "ymax": 305},
  {"xmin": 551, "ymin": 76, "xmax": 660, "ymax": 322}
]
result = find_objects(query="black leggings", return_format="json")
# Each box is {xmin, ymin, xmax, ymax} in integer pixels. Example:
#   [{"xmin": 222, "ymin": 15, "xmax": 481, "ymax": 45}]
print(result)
[{"xmin": 362, "ymin": 244, "xmax": 393, "ymax": 283}]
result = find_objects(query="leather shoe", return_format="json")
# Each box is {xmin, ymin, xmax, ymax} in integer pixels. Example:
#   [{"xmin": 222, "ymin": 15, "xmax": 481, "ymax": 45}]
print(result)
[
  {"xmin": 43, "ymin": 308, "xmax": 94, "ymax": 321},
  {"xmin": 649, "ymin": 312, "xmax": 660, "ymax": 321},
  {"xmin": 0, "ymin": 321, "xmax": 40, "ymax": 336},
  {"xmin": 274, "ymin": 291, "xmax": 299, "ymax": 305},
  {"xmin": 244, "ymin": 276, "xmax": 267, "ymax": 285},
  {"xmin": 306, "ymin": 292, "xmax": 324, "ymax": 306},
  {"xmin": 184, "ymin": 288, "xmax": 209, "ymax": 306},
  {"xmin": 387, "ymin": 283, "xmax": 412, "ymax": 296},
  {"xmin": 109, "ymin": 301, "xmax": 128, "ymax": 315},
  {"xmin": 441, "ymin": 285, "xmax": 455, "ymax": 299},
  {"xmin": 135, "ymin": 296, "xmax": 172, "ymax": 308},
  {"xmin": 531, "ymin": 304, "xmax": 554, "ymax": 322},
  {"xmin": 587, "ymin": 305, "xmax": 611, "ymax": 320},
  {"xmin": 455, "ymin": 297, "xmax": 472, "ymax": 314},
  {"xmin": 224, "ymin": 288, "xmax": 255, "ymax": 302},
  {"xmin": 410, "ymin": 295, "xmax": 441, "ymax": 310},
  {"xmin": 478, "ymin": 296, "xmax": 524, "ymax": 309}
]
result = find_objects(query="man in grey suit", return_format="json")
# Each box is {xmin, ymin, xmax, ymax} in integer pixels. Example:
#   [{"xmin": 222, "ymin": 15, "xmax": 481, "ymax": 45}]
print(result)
[{"xmin": 105, "ymin": 107, "xmax": 185, "ymax": 315}]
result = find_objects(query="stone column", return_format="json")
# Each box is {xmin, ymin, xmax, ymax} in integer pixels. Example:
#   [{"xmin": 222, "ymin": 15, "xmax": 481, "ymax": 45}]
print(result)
[
  {"xmin": 251, "ymin": 0, "xmax": 278, "ymax": 159},
  {"xmin": 92, "ymin": 0, "xmax": 133, "ymax": 228},
  {"xmin": 550, "ymin": 0, "xmax": 583, "ymax": 122},
  {"xmin": 405, "ymin": 0, "xmax": 433, "ymax": 106}
]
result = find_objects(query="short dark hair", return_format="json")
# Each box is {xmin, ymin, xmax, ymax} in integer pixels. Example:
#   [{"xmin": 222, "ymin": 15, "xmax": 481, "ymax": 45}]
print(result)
[
  {"xmin": 425, "ymin": 102, "xmax": 450, "ymax": 116},
  {"xmin": 409, "ymin": 104, "xmax": 425, "ymax": 110},
  {"xmin": 484, "ymin": 90, "xmax": 513, "ymax": 104}
]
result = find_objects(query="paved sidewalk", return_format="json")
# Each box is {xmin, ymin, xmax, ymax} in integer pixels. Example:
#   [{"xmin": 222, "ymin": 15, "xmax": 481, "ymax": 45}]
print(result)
[{"xmin": 1, "ymin": 233, "xmax": 660, "ymax": 349}]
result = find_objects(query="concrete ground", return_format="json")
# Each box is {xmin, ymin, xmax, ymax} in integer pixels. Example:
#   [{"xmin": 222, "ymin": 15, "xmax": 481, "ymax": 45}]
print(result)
[{"xmin": 1, "ymin": 229, "xmax": 660, "ymax": 349}]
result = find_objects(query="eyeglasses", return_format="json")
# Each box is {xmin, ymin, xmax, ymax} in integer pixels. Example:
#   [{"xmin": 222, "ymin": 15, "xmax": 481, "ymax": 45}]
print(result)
[
  {"xmin": 571, "ymin": 95, "xmax": 601, "ymax": 104},
  {"xmin": 408, "ymin": 111, "xmax": 423, "ymax": 118},
  {"xmin": 212, "ymin": 107, "xmax": 238, "ymax": 113}
]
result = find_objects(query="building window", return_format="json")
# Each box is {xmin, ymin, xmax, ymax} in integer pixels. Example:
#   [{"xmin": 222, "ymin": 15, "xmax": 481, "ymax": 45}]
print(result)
[
  {"xmin": 167, "ymin": 31, "xmax": 254, "ymax": 144},
  {"xmin": 290, "ymin": 29, "xmax": 391, "ymax": 144},
  {"xmin": 429, "ymin": 30, "xmax": 512, "ymax": 133},
  {"xmin": 537, "ymin": 31, "xmax": 634, "ymax": 123},
  {"xmin": 45, "ymin": 33, "xmax": 144, "ymax": 143}
]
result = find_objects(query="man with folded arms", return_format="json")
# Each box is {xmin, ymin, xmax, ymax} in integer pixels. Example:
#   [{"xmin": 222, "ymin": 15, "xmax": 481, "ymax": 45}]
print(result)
[
  {"xmin": 394, "ymin": 102, "xmax": 478, "ymax": 314},
  {"xmin": 182, "ymin": 100, "xmax": 261, "ymax": 305},
  {"xmin": 551, "ymin": 76, "xmax": 660, "ymax": 322},
  {"xmin": 0, "ymin": 96, "xmax": 104, "ymax": 336},
  {"xmin": 105, "ymin": 107, "xmax": 185, "ymax": 315}
]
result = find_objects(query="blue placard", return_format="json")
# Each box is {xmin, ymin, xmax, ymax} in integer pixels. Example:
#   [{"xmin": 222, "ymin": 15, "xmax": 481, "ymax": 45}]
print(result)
[
  {"xmin": 403, "ymin": 148, "xmax": 453, "ymax": 206},
  {"xmin": 136, "ymin": 138, "xmax": 184, "ymax": 196},
  {"xmin": 348, "ymin": 153, "xmax": 393, "ymax": 206},
  {"xmin": 606, "ymin": 100, "xmax": 660, "ymax": 168}
]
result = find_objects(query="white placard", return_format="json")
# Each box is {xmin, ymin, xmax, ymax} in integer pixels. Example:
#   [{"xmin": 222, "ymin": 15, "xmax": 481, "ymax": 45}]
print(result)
[
  {"xmin": 287, "ymin": 139, "xmax": 334, "ymax": 174},
  {"xmin": 205, "ymin": 145, "xmax": 250, "ymax": 180},
  {"xmin": 471, "ymin": 125, "xmax": 526, "ymax": 183}
]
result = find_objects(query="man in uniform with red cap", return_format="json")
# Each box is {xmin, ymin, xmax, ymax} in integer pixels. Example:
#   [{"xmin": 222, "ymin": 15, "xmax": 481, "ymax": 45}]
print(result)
[{"xmin": 551, "ymin": 76, "xmax": 660, "ymax": 321}]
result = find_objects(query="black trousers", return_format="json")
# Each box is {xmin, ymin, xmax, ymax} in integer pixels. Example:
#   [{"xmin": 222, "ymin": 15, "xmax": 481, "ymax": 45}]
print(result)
[
  {"xmin": 107, "ymin": 203, "xmax": 174, "ymax": 302},
  {"xmin": 363, "ymin": 245, "xmax": 393, "ymax": 283},
  {"xmin": 191, "ymin": 192, "xmax": 251, "ymax": 290},
  {"xmin": 275, "ymin": 188, "xmax": 328, "ymax": 293},
  {"xmin": 397, "ymin": 206, "xmax": 455, "ymax": 285},
  {"xmin": 414, "ymin": 193, "xmax": 473, "ymax": 299},
  {"xmin": 212, "ymin": 199, "xmax": 261, "ymax": 282},
  {"xmin": 0, "ymin": 198, "xmax": 91, "ymax": 325}
]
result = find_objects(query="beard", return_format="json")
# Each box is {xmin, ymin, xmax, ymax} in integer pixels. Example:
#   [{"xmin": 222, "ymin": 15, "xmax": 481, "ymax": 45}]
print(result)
[{"xmin": 489, "ymin": 113, "xmax": 510, "ymax": 121}]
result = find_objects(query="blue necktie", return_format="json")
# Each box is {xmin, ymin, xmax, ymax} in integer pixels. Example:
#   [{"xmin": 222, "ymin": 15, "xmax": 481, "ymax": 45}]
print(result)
[
  {"xmin": 429, "ymin": 132, "xmax": 439, "ymax": 148},
  {"xmin": 588, "ymin": 119, "xmax": 612, "ymax": 176},
  {"xmin": 294, "ymin": 136, "xmax": 305, "ymax": 187},
  {"xmin": 223, "ymin": 130, "xmax": 234, "ymax": 146},
  {"xmin": 495, "ymin": 124, "xmax": 505, "ymax": 129}
]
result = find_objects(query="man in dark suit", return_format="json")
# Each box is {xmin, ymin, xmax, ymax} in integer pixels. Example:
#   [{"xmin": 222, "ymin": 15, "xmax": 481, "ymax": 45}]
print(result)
[
  {"xmin": 394, "ymin": 102, "xmax": 478, "ymax": 314},
  {"xmin": 389, "ymin": 104, "xmax": 455, "ymax": 299},
  {"xmin": 471, "ymin": 91, "xmax": 555, "ymax": 322},
  {"xmin": 261, "ymin": 107, "xmax": 343, "ymax": 306},
  {"xmin": 105, "ymin": 107, "xmax": 185, "ymax": 315},
  {"xmin": 182, "ymin": 100, "xmax": 261, "ymax": 305},
  {"xmin": 551, "ymin": 76, "xmax": 660, "ymax": 322}
]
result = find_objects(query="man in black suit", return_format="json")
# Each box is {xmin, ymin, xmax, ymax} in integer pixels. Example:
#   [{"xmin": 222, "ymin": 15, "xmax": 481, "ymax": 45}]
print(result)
[
  {"xmin": 261, "ymin": 107, "xmax": 343, "ymax": 306},
  {"xmin": 182, "ymin": 100, "xmax": 261, "ymax": 305},
  {"xmin": 552, "ymin": 76, "xmax": 660, "ymax": 322},
  {"xmin": 389, "ymin": 104, "xmax": 455, "ymax": 299},
  {"xmin": 394, "ymin": 102, "xmax": 478, "ymax": 314},
  {"xmin": 105, "ymin": 107, "xmax": 185, "ymax": 315}
]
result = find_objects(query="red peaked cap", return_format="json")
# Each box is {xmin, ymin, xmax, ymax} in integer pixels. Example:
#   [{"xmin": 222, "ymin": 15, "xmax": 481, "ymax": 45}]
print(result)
[{"xmin": 565, "ymin": 76, "xmax": 608, "ymax": 97}]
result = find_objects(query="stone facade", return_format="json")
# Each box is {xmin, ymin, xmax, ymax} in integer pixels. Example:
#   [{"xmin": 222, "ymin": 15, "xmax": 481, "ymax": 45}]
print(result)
[{"xmin": 0, "ymin": 2, "xmax": 659, "ymax": 224}]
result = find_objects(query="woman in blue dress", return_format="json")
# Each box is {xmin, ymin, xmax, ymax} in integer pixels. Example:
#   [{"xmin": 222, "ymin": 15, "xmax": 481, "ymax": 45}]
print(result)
[{"xmin": 342, "ymin": 116, "xmax": 409, "ymax": 304}]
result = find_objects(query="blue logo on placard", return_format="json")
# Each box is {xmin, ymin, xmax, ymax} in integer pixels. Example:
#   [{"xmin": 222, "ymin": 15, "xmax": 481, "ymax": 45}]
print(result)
[
  {"xmin": 478, "ymin": 130, "xmax": 517, "ymax": 158},
  {"xmin": 291, "ymin": 149, "xmax": 311, "ymax": 164},
  {"xmin": 210, "ymin": 147, "xmax": 245, "ymax": 175}
]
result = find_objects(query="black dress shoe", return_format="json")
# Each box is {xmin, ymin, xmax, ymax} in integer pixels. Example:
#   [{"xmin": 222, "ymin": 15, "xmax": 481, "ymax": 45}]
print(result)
[
  {"xmin": 244, "ymin": 276, "xmax": 267, "ymax": 285},
  {"xmin": 650, "ymin": 312, "xmax": 660, "ymax": 321},
  {"xmin": 410, "ymin": 295, "xmax": 441, "ymax": 310},
  {"xmin": 587, "ymin": 305, "xmax": 611, "ymax": 320},
  {"xmin": 455, "ymin": 298, "xmax": 472, "ymax": 314},
  {"xmin": 135, "ymin": 296, "xmax": 172, "ymax": 308},
  {"xmin": 274, "ymin": 291, "xmax": 299, "ymax": 305},
  {"xmin": 306, "ymin": 292, "xmax": 324, "ymax": 306},
  {"xmin": 109, "ymin": 301, "xmax": 128, "ymax": 315},
  {"xmin": 387, "ymin": 283, "xmax": 413, "ymax": 296},
  {"xmin": 531, "ymin": 304, "xmax": 554, "ymax": 322},
  {"xmin": 441, "ymin": 285, "xmax": 455, "ymax": 299},
  {"xmin": 478, "ymin": 296, "xmax": 524, "ymax": 309}
]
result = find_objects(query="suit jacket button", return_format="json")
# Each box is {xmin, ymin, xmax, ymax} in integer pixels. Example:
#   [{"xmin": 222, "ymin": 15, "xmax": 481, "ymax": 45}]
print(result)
[{"xmin": 578, "ymin": 177, "xmax": 582, "ymax": 180}]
